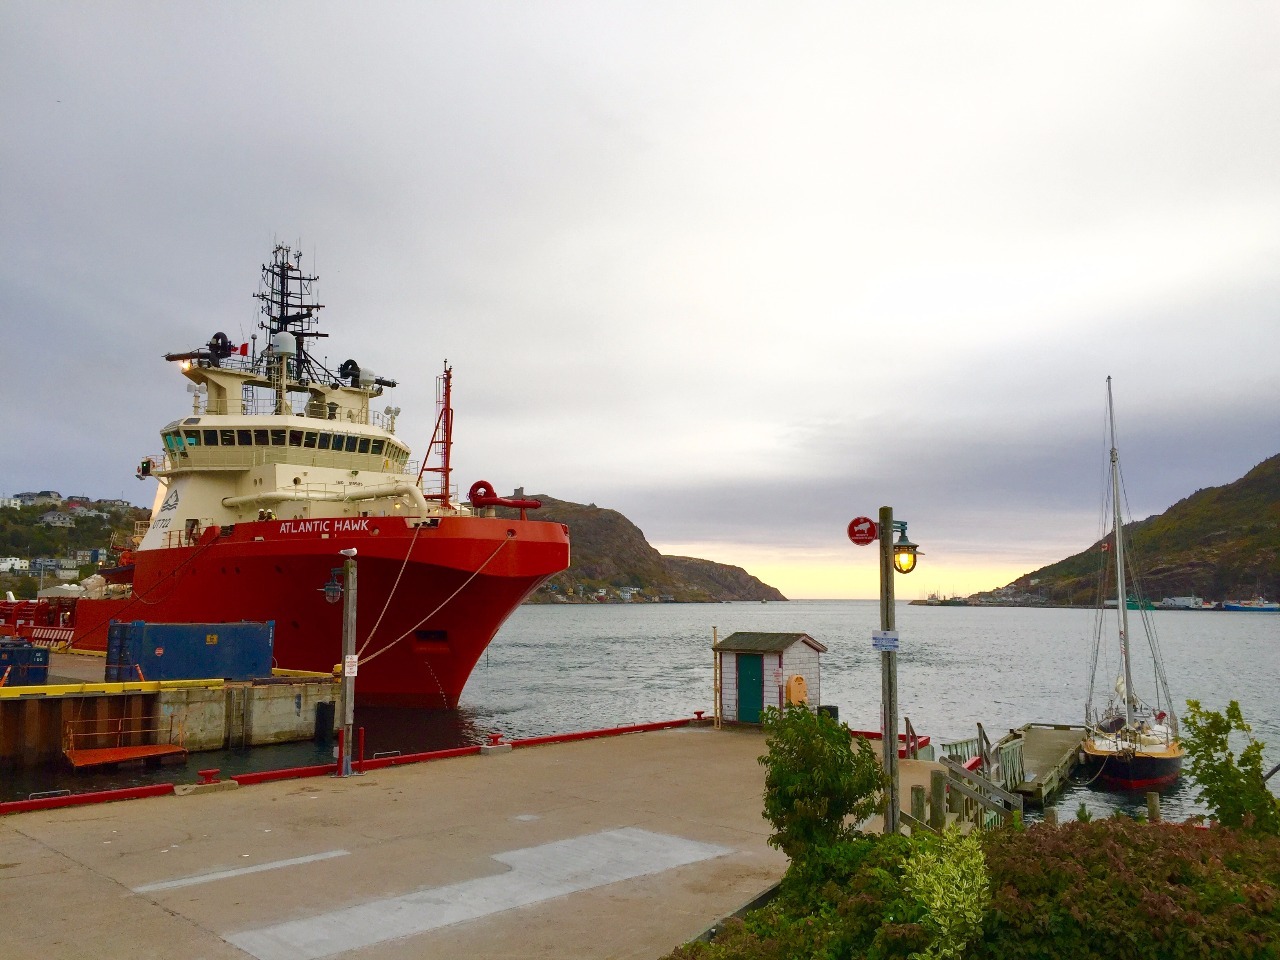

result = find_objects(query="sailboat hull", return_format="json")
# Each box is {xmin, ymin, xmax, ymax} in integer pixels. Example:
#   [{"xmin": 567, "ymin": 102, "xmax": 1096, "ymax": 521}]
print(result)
[{"xmin": 1079, "ymin": 739, "xmax": 1184, "ymax": 791}]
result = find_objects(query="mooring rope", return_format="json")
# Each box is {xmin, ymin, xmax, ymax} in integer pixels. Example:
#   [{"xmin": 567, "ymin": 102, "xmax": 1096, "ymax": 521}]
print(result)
[
  {"xmin": 355, "ymin": 533, "xmax": 513, "ymax": 668},
  {"xmin": 356, "ymin": 519, "xmax": 426, "ymax": 652}
]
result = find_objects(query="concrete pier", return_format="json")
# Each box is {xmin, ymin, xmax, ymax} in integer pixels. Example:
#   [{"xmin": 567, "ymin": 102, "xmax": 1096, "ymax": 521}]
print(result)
[{"xmin": 0, "ymin": 725, "xmax": 786, "ymax": 960}]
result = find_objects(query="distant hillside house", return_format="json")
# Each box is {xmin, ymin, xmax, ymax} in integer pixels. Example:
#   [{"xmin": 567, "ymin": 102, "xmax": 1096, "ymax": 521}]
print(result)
[
  {"xmin": 66, "ymin": 495, "xmax": 91, "ymax": 504},
  {"xmin": 0, "ymin": 497, "xmax": 18, "ymax": 509},
  {"xmin": 96, "ymin": 498, "xmax": 134, "ymax": 509},
  {"xmin": 66, "ymin": 503, "xmax": 108, "ymax": 518},
  {"xmin": 17, "ymin": 491, "xmax": 63, "ymax": 506},
  {"xmin": 38, "ymin": 511, "xmax": 76, "ymax": 528},
  {"xmin": 0, "ymin": 557, "xmax": 29, "ymax": 572}
]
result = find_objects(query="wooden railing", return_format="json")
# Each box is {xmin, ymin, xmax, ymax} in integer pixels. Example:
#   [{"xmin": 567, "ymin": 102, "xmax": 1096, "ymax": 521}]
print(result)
[
  {"xmin": 938, "ymin": 722, "xmax": 1023, "ymax": 794},
  {"xmin": 899, "ymin": 732, "xmax": 1025, "ymax": 837}
]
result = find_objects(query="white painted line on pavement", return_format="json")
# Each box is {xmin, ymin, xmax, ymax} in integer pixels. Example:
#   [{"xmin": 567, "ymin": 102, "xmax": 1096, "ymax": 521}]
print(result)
[
  {"xmin": 134, "ymin": 849, "xmax": 351, "ymax": 893},
  {"xmin": 227, "ymin": 828, "xmax": 731, "ymax": 960}
]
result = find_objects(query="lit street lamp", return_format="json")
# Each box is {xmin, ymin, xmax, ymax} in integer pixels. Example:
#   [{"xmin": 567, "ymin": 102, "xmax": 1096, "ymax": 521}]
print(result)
[
  {"xmin": 892, "ymin": 526, "xmax": 921, "ymax": 575},
  {"xmin": 878, "ymin": 506, "xmax": 920, "ymax": 835}
]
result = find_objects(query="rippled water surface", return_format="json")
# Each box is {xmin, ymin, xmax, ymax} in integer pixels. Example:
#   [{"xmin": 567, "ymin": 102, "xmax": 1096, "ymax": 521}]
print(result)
[{"xmin": 8, "ymin": 601, "xmax": 1277, "ymax": 820}]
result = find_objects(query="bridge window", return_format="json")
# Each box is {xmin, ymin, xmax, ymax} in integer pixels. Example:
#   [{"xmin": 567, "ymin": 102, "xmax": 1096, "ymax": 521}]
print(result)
[
  {"xmin": 255, "ymin": 429, "xmax": 269, "ymax": 445},
  {"xmin": 289, "ymin": 430, "xmax": 303, "ymax": 447},
  {"xmin": 203, "ymin": 430, "xmax": 220, "ymax": 446},
  {"xmin": 303, "ymin": 432, "xmax": 318, "ymax": 448},
  {"xmin": 317, "ymin": 434, "xmax": 332, "ymax": 450},
  {"xmin": 270, "ymin": 429, "xmax": 286, "ymax": 446},
  {"xmin": 345, "ymin": 436, "xmax": 358, "ymax": 452},
  {"xmin": 183, "ymin": 430, "xmax": 201, "ymax": 447},
  {"xmin": 221, "ymin": 429, "xmax": 237, "ymax": 446},
  {"xmin": 370, "ymin": 439, "xmax": 385, "ymax": 456},
  {"xmin": 238, "ymin": 430, "xmax": 252, "ymax": 446},
  {"xmin": 357, "ymin": 438, "xmax": 370, "ymax": 453}
]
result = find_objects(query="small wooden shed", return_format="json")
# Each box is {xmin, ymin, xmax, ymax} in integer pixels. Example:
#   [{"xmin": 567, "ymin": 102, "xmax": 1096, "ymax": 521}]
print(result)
[{"xmin": 713, "ymin": 631, "xmax": 826, "ymax": 724}]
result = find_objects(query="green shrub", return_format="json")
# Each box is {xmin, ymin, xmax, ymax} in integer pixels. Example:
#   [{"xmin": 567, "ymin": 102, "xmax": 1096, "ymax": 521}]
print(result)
[
  {"xmin": 666, "ymin": 818, "xmax": 1280, "ymax": 960},
  {"xmin": 1182, "ymin": 699, "xmax": 1280, "ymax": 835},
  {"xmin": 973, "ymin": 818, "xmax": 1280, "ymax": 960},
  {"xmin": 758, "ymin": 705, "xmax": 885, "ymax": 861},
  {"xmin": 902, "ymin": 828, "xmax": 990, "ymax": 959}
]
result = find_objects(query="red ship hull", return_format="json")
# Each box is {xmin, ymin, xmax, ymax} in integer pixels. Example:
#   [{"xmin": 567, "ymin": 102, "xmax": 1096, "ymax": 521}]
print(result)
[{"xmin": 67, "ymin": 514, "xmax": 569, "ymax": 707}]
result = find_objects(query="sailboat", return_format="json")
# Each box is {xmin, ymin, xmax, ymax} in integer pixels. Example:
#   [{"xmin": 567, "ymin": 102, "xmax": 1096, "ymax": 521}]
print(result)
[{"xmin": 1079, "ymin": 377, "xmax": 1184, "ymax": 790}]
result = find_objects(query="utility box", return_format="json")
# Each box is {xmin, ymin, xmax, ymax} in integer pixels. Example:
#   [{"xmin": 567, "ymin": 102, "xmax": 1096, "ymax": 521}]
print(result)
[
  {"xmin": 106, "ymin": 621, "xmax": 274, "ymax": 682},
  {"xmin": 0, "ymin": 640, "xmax": 50, "ymax": 686},
  {"xmin": 713, "ymin": 631, "xmax": 826, "ymax": 724}
]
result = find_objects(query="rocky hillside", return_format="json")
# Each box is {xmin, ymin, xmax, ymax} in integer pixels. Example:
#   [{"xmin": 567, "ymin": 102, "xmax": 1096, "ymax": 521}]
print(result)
[
  {"xmin": 496, "ymin": 495, "xmax": 786, "ymax": 602},
  {"xmin": 1007, "ymin": 453, "xmax": 1280, "ymax": 604}
]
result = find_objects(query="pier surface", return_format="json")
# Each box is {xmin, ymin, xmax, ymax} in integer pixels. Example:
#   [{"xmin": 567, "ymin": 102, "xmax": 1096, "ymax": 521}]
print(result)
[{"xmin": 1, "ymin": 725, "xmax": 785, "ymax": 960}]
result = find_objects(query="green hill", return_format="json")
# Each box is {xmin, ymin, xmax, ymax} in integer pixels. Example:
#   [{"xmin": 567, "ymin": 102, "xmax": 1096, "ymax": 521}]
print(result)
[
  {"xmin": 1007, "ymin": 453, "xmax": 1280, "ymax": 604},
  {"xmin": 0, "ymin": 501, "xmax": 149, "ymax": 597},
  {"xmin": 496, "ymin": 495, "xmax": 787, "ymax": 603}
]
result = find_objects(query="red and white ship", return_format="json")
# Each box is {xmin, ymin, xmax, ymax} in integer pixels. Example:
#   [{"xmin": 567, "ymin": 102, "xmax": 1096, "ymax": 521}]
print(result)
[{"xmin": 54, "ymin": 245, "xmax": 570, "ymax": 706}]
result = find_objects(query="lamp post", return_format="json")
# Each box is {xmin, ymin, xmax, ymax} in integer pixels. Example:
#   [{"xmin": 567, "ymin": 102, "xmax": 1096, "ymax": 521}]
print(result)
[{"xmin": 877, "ymin": 506, "xmax": 920, "ymax": 834}]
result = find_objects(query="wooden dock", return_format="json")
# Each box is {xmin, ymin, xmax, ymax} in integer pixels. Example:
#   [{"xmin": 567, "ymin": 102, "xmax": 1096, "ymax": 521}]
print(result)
[{"xmin": 999, "ymin": 723, "xmax": 1086, "ymax": 807}]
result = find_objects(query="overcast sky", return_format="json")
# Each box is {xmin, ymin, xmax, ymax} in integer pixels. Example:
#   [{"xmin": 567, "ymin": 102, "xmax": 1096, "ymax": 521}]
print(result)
[{"xmin": 3, "ymin": 3, "xmax": 1277, "ymax": 598}]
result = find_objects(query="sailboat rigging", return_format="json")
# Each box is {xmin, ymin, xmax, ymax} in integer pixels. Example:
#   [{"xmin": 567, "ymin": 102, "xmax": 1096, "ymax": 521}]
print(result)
[{"xmin": 1079, "ymin": 377, "xmax": 1184, "ymax": 790}]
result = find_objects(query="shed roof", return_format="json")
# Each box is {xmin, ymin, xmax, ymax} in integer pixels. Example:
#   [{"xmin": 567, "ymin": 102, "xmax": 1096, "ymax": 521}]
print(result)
[{"xmin": 713, "ymin": 632, "xmax": 827, "ymax": 654}]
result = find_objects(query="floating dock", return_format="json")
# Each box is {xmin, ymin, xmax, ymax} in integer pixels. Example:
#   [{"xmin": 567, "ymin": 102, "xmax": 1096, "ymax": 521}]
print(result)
[{"xmin": 999, "ymin": 723, "xmax": 1087, "ymax": 807}]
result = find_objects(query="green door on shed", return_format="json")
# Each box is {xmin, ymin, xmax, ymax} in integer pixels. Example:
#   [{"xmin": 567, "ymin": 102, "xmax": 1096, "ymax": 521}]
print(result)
[{"xmin": 737, "ymin": 653, "xmax": 764, "ymax": 723}]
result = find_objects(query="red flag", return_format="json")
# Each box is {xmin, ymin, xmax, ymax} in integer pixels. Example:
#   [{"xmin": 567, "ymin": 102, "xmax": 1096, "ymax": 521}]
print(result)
[{"xmin": 239, "ymin": 343, "xmax": 249, "ymax": 356}]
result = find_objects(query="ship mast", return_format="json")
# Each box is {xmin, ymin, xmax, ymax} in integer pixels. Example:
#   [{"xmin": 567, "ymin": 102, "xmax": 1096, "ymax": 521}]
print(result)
[
  {"xmin": 1107, "ymin": 376, "xmax": 1137, "ymax": 730},
  {"xmin": 254, "ymin": 245, "xmax": 326, "ymax": 415},
  {"xmin": 418, "ymin": 363, "xmax": 454, "ymax": 508}
]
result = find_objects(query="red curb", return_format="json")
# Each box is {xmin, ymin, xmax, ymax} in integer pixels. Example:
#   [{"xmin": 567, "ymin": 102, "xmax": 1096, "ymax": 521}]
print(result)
[{"xmin": 0, "ymin": 783, "xmax": 175, "ymax": 816}]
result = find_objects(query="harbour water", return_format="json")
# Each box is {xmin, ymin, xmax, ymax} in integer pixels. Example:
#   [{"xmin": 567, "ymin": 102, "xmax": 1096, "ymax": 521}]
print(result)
[{"xmin": 6, "ymin": 601, "xmax": 1277, "ymax": 822}]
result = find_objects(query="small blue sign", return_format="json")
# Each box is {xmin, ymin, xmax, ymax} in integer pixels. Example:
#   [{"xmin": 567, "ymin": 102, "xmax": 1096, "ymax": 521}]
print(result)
[{"xmin": 872, "ymin": 630, "xmax": 900, "ymax": 652}]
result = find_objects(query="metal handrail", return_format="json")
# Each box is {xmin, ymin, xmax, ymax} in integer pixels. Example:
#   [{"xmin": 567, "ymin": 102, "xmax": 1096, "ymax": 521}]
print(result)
[{"xmin": 63, "ymin": 715, "xmax": 185, "ymax": 752}]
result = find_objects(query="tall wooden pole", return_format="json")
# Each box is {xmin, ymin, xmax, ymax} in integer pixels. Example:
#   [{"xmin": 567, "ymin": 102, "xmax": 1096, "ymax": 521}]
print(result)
[{"xmin": 878, "ymin": 505, "xmax": 900, "ymax": 834}]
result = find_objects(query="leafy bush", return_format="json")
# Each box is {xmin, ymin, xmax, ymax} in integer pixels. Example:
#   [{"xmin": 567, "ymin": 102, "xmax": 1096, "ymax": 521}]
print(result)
[
  {"xmin": 758, "ymin": 705, "xmax": 885, "ymax": 860},
  {"xmin": 902, "ymin": 828, "xmax": 989, "ymax": 959},
  {"xmin": 668, "ymin": 833, "xmax": 928, "ymax": 960},
  {"xmin": 973, "ymin": 818, "xmax": 1280, "ymax": 960},
  {"xmin": 1182, "ymin": 699, "xmax": 1280, "ymax": 835},
  {"xmin": 665, "ymin": 818, "xmax": 1280, "ymax": 960}
]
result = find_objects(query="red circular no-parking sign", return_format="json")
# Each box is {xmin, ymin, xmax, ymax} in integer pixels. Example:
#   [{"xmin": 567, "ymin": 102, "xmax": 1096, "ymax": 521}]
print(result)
[{"xmin": 847, "ymin": 516, "xmax": 878, "ymax": 545}]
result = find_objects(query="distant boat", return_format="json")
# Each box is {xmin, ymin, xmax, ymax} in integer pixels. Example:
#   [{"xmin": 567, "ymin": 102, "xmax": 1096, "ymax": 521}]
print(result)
[
  {"xmin": 1156, "ymin": 596, "xmax": 1214, "ymax": 611},
  {"xmin": 1222, "ymin": 598, "xmax": 1279, "ymax": 612},
  {"xmin": 1102, "ymin": 595, "xmax": 1155, "ymax": 611},
  {"xmin": 1079, "ymin": 378, "xmax": 1183, "ymax": 791}
]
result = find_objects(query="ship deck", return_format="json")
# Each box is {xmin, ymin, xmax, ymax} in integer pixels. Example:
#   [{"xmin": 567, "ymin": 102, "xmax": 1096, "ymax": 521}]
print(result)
[{"xmin": 1, "ymin": 725, "xmax": 787, "ymax": 960}]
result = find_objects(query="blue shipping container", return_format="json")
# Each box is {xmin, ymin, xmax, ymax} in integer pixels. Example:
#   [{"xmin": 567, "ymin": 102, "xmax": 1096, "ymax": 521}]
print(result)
[
  {"xmin": 0, "ymin": 640, "xmax": 50, "ymax": 685},
  {"xmin": 105, "ymin": 621, "xmax": 274, "ymax": 682}
]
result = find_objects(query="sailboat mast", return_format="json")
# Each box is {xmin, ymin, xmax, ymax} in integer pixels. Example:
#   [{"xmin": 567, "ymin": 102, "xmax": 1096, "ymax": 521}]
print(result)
[{"xmin": 1107, "ymin": 376, "xmax": 1136, "ymax": 729}]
